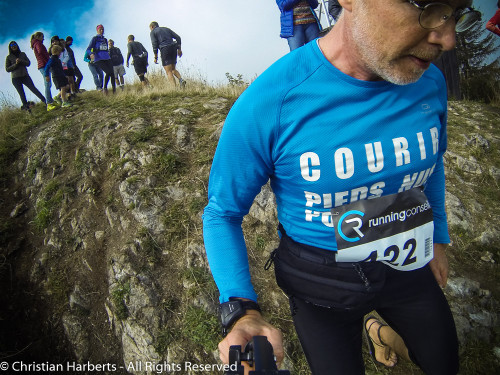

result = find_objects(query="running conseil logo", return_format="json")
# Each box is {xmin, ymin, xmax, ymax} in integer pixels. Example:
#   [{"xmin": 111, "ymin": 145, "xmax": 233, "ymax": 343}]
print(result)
[{"xmin": 337, "ymin": 210, "xmax": 365, "ymax": 242}]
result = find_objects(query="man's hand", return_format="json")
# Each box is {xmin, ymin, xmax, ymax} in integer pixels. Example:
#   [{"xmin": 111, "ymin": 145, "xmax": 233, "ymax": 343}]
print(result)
[
  {"xmin": 219, "ymin": 310, "xmax": 283, "ymax": 373},
  {"xmin": 429, "ymin": 243, "xmax": 449, "ymax": 288},
  {"xmin": 154, "ymin": 56, "xmax": 158, "ymax": 64},
  {"xmin": 45, "ymin": 76, "xmax": 49, "ymax": 82},
  {"xmin": 177, "ymin": 49, "xmax": 183, "ymax": 58}
]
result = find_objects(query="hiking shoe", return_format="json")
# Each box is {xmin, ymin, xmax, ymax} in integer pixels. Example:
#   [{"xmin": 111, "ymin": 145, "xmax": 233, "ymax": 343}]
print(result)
[
  {"xmin": 61, "ymin": 101, "xmax": 73, "ymax": 108},
  {"xmin": 179, "ymin": 78, "xmax": 186, "ymax": 88},
  {"xmin": 47, "ymin": 103, "xmax": 58, "ymax": 111},
  {"xmin": 53, "ymin": 95, "xmax": 62, "ymax": 104}
]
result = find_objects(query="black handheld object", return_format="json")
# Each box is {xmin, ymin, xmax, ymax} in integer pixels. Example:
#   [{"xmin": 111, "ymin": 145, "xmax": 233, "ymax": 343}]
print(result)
[{"xmin": 225, "ymin": 336, "xmax": 290, "ymax": 375}]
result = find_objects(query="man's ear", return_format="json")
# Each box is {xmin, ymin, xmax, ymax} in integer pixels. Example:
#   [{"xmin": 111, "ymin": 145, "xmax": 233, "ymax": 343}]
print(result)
[{"xmin": 338, "ymin": 0, "xmax": 353, "ymax": 12}]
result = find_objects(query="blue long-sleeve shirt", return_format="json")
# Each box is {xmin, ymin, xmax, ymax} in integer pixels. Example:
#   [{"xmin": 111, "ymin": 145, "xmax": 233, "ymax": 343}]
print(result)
[{"xmin": 203, "ymin": 41, "xmax": 450, "ymax": 303}]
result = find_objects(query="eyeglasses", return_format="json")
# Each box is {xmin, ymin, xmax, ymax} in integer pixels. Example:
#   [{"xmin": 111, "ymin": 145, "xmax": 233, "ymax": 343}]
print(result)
[
  {"xmin": 9, "ymin": 43, "xmax": 17, "ymax": 47},
  {"xmin": 407, "ymin": 1, "xmax": 481, "ymax": 32}
]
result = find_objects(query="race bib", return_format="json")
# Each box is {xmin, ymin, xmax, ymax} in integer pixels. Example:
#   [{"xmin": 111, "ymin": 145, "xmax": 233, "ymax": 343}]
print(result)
[{"xmin": 331, "ymin": 188, "xmax": 434, "ymax": 271}]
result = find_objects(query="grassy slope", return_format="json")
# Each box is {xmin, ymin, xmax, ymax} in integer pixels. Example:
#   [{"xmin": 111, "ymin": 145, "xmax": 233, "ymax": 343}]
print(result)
[{"xmin": 0, "ymin": 77, "xmax": 498, "ymax": 374}]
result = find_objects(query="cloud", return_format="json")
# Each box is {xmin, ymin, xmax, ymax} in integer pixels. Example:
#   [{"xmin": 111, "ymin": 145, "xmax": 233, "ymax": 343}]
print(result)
[{"xmin": 1, "ymin": 0, "xmax": 289, "ymax": 107}]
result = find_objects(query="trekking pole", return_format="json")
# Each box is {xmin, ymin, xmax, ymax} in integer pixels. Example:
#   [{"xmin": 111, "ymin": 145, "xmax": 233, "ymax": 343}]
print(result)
[{"xmin": 225, "ymin": 336, "xmax": 290, "ymax": 375}]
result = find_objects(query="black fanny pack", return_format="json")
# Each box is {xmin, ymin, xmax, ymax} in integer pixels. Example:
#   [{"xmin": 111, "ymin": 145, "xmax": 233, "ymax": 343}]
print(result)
[{"xmin": 268, "ymin": 225, "xmax": 387, "ymax": 310}]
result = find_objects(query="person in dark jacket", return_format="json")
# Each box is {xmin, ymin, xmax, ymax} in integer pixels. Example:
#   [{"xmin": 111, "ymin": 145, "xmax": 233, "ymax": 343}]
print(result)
[
  {"xmin": 30, "ymin": 32, "xmax": 56, "ymax": 108},
  {"xmin": 126, "ymin": 35, "xmax": 149, "ymax": 86},
  {"xmin": 65, "ymin": 36, "xmax": 84, "ymax": 91},
  {"xmin": 276, "ymin": 0, "xmax": 320, "ymax": 51},
  {"xmin": 86, "ymin": 24, "xmax": 116, "ymax": 94},
  {"xmin": 328, "ymin": 0, "xmax": 342, "ymax": 22},
  {"xmin": 5, "ymin": 41, "xmax": 46, "ymax": 111},
  {"xmin": 108, "ymin": 39, "xmax": 126, "ymax": 90},
  {"xmin": 149, "ymin": 21, "xmax": 185, "ymax": 87}
]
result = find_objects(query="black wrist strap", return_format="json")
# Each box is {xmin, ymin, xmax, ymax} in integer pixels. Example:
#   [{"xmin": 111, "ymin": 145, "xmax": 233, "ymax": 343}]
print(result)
[{"xmin": 220, "ymin": 299, "xmax": 261, "ymax": 337}]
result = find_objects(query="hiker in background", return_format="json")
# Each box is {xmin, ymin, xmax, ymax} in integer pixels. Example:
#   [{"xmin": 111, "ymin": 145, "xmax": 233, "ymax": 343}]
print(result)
[
  {"xmin": 276, "ymin": 0, "xmax": 320, "ymax": 51},
  {"xmin": 108, "ymin": 39, "xmax": 126, "ymax": 90},
  {"xmin": 65, "ymin": 36, "xmax": 84, "ymax": 92},
  {"xmin": 30, "ymin": 32, "xmax": 57, "ymax": 111},
  {"xmin": 126, "ymin": 35, "xmax": 150, "ymax": 86},
  {"xmin": 486, "ymin": 1, "xmax": 500, "ymax": 36},
  {"xmin": 149, "ymin": 21, "xmax": 186, "ymax": 87},
  {"xmin": 328, "ymin": 0, "xmax": 342, "ymax": 22},
  {"xmin": 5, "ymin": 41, "xmax": 46, "ymax": 111},
  {"xmin": 84, "ymin": 50, "xmax": 104, "ymax": 91},
  {"xmin": 86, "ymin": 24, "xmax": 116, "ymax": 94},
  {"xmin": 59, "ymin": 38, "xmax": 77, "ymax": 99},
  {"xmin": 44, "ymin": 45, "xmax": 72, "ymax": 108},
  {"xmin": 48, "ymin": 35, "xmax": 61, "ymax": 56}
]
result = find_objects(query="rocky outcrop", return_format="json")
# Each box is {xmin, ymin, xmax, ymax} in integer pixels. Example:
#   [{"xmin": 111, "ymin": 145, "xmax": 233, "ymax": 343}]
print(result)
[{"xmin": 1, "ymin": 95, "xmax": 498, "ymax": 372}]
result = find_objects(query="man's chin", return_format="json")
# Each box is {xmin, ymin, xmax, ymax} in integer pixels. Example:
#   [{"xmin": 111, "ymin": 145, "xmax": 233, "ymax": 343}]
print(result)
[{"xmin": 379, "ymin": 65, "xmax": 426, "ymax": 86}]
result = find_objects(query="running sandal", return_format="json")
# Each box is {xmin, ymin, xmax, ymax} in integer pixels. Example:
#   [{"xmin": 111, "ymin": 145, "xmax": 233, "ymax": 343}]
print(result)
[{"xmin": 364, "ymin": 315, "xmax": 397, "ymax": 367}]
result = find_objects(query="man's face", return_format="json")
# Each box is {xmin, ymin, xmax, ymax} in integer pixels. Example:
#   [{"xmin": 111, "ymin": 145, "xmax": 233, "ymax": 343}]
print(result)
[
  {"xmin": 97, "ymin": 27, "xmax": 104, "ymax": 35},
  {"xmin": 108, "ymin": 41, "xmax": 114, "ymax": 48},
  {"xmin": 349, "ymin": 0, "xmax": 464, "ymax": 84},
  {"xmin": 66, "ymin": 40, "xmax": 72, "ymax": 46}
]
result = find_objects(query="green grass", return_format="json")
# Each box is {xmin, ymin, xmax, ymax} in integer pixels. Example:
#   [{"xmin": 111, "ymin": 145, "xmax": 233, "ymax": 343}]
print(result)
[
  {"xmin": 110, "ymin": 281, "xmax": 131, "ymax": 320},
  {"xmin": 181, "ymin": 306, "xmax": 219, "ymax": 351}
]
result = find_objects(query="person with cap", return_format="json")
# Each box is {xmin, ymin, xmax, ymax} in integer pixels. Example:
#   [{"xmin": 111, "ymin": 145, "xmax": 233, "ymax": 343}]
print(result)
[
  {"xmin": 65, "ymin": 36, "xmax": 84, "ymax": 91},
  {"xmin": 5, "ymin": 40, "xmax": 46, "ymax": 111},
  {"xmin": 203, "ymin": 0, "xmax": 481, "ymax": 374},
  {"xmin": 108, "ymin": 39, "xmax": 126, "ymax": 90},
  {"xmin": 86, "ymin": 24, "xmax": 116, "ymax": 94},
  {"xmin": 30, "ymin": 32, "xmax": 57, "ymax": 111},
  {"xmin": 149, "ymin": 21, "xmax": 186, "ymax": 87}
]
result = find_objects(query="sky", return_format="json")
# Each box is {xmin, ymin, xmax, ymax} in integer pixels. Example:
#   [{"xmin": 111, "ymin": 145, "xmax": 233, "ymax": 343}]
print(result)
[{"xmin": 0, "ymin": 0, "xmax": 498, "ymax": 107}]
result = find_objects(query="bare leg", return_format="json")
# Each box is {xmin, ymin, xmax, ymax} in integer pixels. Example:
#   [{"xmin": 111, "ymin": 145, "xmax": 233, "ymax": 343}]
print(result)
[
  {"xmin": 163, "ymin": 64, "xmax": 177, "ymax": 86},
  {"xmin": 61, "ymin": 86, "xmax": 68, "ymax": 102}
]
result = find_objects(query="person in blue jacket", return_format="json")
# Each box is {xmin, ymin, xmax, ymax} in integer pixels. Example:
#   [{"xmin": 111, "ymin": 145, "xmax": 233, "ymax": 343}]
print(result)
[
  {"xmin": 204, "ymin": 0, "xmax": 480, "ymax": 374},
  {"xmin": 276, "ymin": 0, "xmax": 320, "ymax": 51},
  {"xmin": 86, "ymin": 25, "xmax": 116, "ymax": 94}
]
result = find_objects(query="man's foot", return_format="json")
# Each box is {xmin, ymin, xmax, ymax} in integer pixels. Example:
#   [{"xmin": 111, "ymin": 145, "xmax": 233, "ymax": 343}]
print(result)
[
  {"xmin": 53, "ymin": 95, "xmax": 62, "ymax": 104},
  {"xmin": 364, "ymin": 316, "xmax": 398, "ymax": 367},
  {"xmin": 179, "ymin": 78, "xmax": 186, "ymax": 88},
  {"xmin": 47, "ymin": 103, "xmax": 58, "ymax": 111},
  {"xmin": 61, "ymin": 101, "xmax": 73, "ymax": 108}
]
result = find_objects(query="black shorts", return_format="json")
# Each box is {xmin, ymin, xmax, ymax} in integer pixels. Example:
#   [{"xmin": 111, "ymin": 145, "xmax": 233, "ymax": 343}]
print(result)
[
  {"xmin": 64, "ymin": 68, "xmax": 75, "ymax": 77},
  {"xmin": 133, "ymin": 56, "xmax": 148, "ymax": 75},
  {"xmin": 160, "ymin": 44, "xmax": 178, "ymax": 66},
  {"xmin": 53, "ymin": 75, "xmax": 68, "ymax": 90}
]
